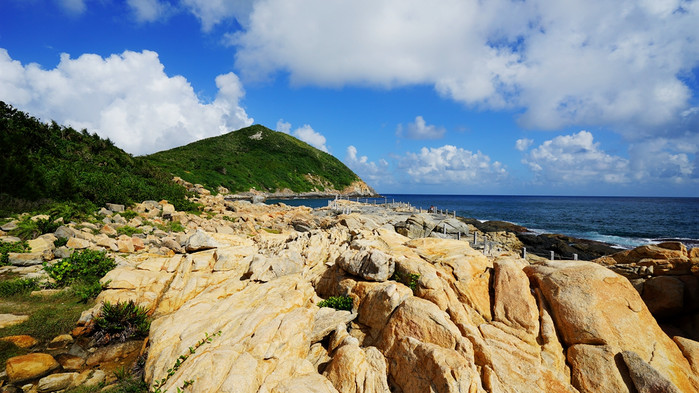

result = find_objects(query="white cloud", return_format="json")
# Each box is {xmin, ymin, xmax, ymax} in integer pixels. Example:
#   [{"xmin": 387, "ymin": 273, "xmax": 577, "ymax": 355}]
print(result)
[
  {"xmin": 293, "ymin": 124, "xmax": 328, "ymax": 152},
  {"xmin": 345, "ymin": 146, "xmax": 393, "ymax": 186},
  {"xmin": 56, "ymin": 0, "xmax": 86, "ymax": 14},
  {"xmin": 396, "ymin": 116, "xmax": 446, "ymax": 140},
  {"xmin": 0, "ymin": 48, "xmax": 253, "ymax": 155},
  {"xmin": 275, "ymin": 120, "xmax": 328, "ymax": 152},
  {"xmin": 515, "ymin": 138, "xmax": 533, "ymax": 151},
  {"xmin": 275, "ymin": 119, "xmax": 291, "ymax": 134},
  {"xmin": 224, "ymin": 0, "xmax": 699, "ymax": 137},
  {"xmin": 181, "ymin": 0, "xmax": 255, "ymax": 31},
  {"xmin": 523, "ymin": 131, "xmax": 630, "ymax": 184},
  {"xmin": 398, "ymin": 145, "xmax": 506, "ymax": 185},
  {"xmin": 126, "ymin": 0, "xmax": 170, "ymax": 22}
]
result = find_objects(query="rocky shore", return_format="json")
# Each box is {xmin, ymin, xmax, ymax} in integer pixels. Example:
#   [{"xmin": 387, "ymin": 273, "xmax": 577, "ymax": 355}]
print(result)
[{"xmin": 2, "ymin": 191, "xmax": 699, "ymax": 393}]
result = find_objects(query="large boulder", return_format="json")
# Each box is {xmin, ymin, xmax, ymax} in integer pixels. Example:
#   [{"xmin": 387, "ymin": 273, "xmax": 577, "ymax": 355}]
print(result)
[
  {"xmin": 337, "ymin": 240, "xmax": 395, "ymax": 282},
  {"xmin": 5, "ymin": 353, "xmax": 60, "ymax": 383},
  {"xmin": 525, "ymin": 260, "xmax": 698, "ymax": 392}
]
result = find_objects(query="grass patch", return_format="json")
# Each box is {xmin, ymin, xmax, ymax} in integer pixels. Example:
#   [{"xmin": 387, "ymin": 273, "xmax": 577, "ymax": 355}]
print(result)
[
  {"xmin": 0, "ymin": 278, "xmax": 39, "ymax": 297},
  {"xmin": 317, "ymin": 295, "xmax": 353, "ymax": 311},
  {"xmin": 43, "ymin": 249, "xmax": 116, "ymax": 302},
  {"xmin": 0, "ymin": 289, "xmax": 95, "ymax": 367},
  {"xmin": 117, "ymin": 226, "xmax": 142, "ymax": 237},
  {"xmin": 262, "ymin": 228, "xmax": 281, "ymax": 234}
]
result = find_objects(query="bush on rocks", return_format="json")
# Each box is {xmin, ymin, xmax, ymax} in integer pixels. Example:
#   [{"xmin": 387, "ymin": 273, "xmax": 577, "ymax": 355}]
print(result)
[{"xmin": 92, "ymin": 300, "xmax": 151, "ymax": 346}]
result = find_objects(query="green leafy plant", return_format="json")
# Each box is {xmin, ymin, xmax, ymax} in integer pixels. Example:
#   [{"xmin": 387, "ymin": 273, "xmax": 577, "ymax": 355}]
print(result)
[
  {"xmin": 117, "ymin": 225, "xmax": 143, "ymax": 236},
  {"xmin": 92, "ymin": 300, "xmax": 151, "ymax": 346},
  {"xmin": 0, "ymin": 277, "xmax": 39, "ymax": 297},
  {"xmin": 73, "ymin": 279, "xmax": 108, "ymax": 303},
  {"xmin": 1, "ymin": 240, "xmax": 30, "ymax": 266},
  {"xmin": 392, "ymin": 271, "xmax": 420, "ymax": 293},
  {"xmin": 120, "ymin": 210, "xmax": 139, "ymax": 220},
  {"xmin": 151, "ymin": 331, "xmax": 222, "ymax": 393},
  {"xmin": 317, "ymin": 295, "xmax": 353, "ymax": 311},
  {"xmin": 43, "ymin": 249, "xmax": 116, "ymax": 287},
  {"xmin": 54, "ymin": 237, "xmax": 69, "ymax": 248}
]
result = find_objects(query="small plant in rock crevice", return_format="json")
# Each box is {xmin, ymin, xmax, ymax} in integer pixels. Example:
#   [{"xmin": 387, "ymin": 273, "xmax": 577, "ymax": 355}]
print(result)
[
  {"xmin": 92, "ymin": 300, "xmax": 151, "ymax": 346},
  {"xmin": 392, "ymin": 271, "xmax": 420, "ymax": 293},
  {"xmin": 151, "ymin": 330, "xmax": 222, "ymax": 393},
  {"xmin": 317, "ymin": 295, "xmax": 353, "ymax": 311}
]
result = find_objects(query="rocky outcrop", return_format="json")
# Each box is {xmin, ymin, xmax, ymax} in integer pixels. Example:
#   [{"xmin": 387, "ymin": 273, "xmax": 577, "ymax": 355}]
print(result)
[{"xmin": 4, "ymin": 198, "xmax": 699, "ymax": 393}]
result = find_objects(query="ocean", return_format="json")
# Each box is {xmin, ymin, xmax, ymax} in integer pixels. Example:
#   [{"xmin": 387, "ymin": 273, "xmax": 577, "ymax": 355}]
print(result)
[{"xmin": 268, "ymin": 194, "xmax": 699, "ymax": 249}]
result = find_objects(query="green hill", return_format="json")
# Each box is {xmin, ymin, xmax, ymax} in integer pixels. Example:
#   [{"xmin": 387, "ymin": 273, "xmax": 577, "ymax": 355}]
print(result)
[
  {"xmin": 0, "ymin": 101, "xmax": 193, "ymax": 214},
  {"xmin": 145, "ymin": 124, "xmax": 362, "ymax": 194}
]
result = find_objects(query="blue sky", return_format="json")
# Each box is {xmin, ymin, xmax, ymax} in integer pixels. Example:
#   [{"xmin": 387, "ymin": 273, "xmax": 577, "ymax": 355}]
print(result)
[{"xmin": 1, "ymin": 0, "xmax": 698, "ymax": 196}]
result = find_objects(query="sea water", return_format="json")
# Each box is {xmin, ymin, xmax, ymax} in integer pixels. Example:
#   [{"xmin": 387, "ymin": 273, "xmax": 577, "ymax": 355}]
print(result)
[{"xmin": 268, "ymin": 195, "xmax": 699, "ymax": 249}]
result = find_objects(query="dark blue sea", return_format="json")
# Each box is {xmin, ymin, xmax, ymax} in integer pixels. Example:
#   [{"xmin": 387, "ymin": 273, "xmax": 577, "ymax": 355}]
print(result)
[{"xmin": 268, "ymin": 195, "xmax": 699, "ymax": 249}]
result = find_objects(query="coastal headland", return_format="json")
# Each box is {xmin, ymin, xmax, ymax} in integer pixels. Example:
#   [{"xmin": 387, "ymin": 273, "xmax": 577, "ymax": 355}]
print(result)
[{"xmin": 1, "ymin": 189, "xmax": 699, "ymax": 393}]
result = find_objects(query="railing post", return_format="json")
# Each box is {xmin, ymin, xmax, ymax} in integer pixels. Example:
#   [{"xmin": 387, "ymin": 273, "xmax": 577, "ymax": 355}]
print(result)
[
  {"xmin": 550, "ymin": 251, "xmax": 554, "ymax": 261},
  {"xmin": 522, "ymin": 247, "xmax": 527, "ymax": 259},
  {"xmin": 573, "ymin": 253, "xmax": 578, "ymax": 260}
]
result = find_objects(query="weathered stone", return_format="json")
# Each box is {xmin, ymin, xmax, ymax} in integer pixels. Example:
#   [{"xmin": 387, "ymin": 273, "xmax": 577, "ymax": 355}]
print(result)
[
  {"xmin": 66, "ymin": 237, "xmax": 91, "ymax": 249},
  {"xmin": 106, "ymin": 203, "xmax": 125, "ymax": 212},
  {"xmin": 387, "ymin": 336, "xmax": 481, "ymax": 393},
  {"xmin": 27, "ymin": 238, "xmax": 54, "ymax": 255},
  {"xmin": 117, "ymin": 236, "xmax": 135, "ymax": 253},
  {"xmin": 100, "ymin": 224, "xmax": 117, "ymax": 236},
  {"xmin": 621, "ymin": 350, "xmax": 681, "ymax": 393},
  {"xmin": 337, "ymin": 245, "xmax": 394, "ymax": 282},
  {"xmin": 54, "ymin": 226, "xmax": 75, "ymax": 239},
  {"xmin": 324, "ymin": 341, "xmax": 390, "ymax": 393},
  {"xmin": 184, "ymin": 229, "xmax": 221, "ymax": 252},
  {"xmin": 567, "ymin": 344, "xmax": 630, "ymax": 393},
  {"xmin": 311, "ymin": 307, "xmax": 357, "ymax": 343},
  {"xmin": 246, "ymin": 253, "xmax": 303, "ymax": 282},
  {"xmin": 7, "ymin": 253, "xmax": 44, "ymax": 266},
  {"xmin": 642, "ymin": 276, "xmax": 685, "ymax": 317},
  {"xmin": 37, "ymin": 372, "xmax": 78, "ymax": 392},
  {"xmin": 674, "ymin": 336, "xmax": 699, "ymax": 375},
  {"xmin": 47, "ymin": 334, "xmax": 73, "ymax": 350},
  {"xmin": 1, "ymin": 220, "xmax": 18, "ymax": 231},
  {"xmin": 85, "ymin": 340, "xmax": 143, "ymax": 367},
  {"xmin": 69, "ymin": 369, "xmax": 106, "ymax": 389},
  {"xmin": 492, "ymin": 257, "xmax": 539, "ymax": 335},
  {"xmin": 526, "ymin": 260, "xmax": 698, "ymax": 392},
  {"xmin": 55, "ymin": 353, "xmax": 85, "ymax": 371},
  {"xmin": 0, "ymin": 335, "xmax": 37, "ymax": 349},
  {"xmin": 5, "ymin": 353, "xmax": 60, "ymax": 383},
  {"xmin": 0, "ymin": 314, "xmax": 29, "ymax": 329}
]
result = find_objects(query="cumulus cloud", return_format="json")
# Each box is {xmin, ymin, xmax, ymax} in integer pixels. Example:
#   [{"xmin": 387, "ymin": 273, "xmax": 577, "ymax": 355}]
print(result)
[
  {"xmin": 223, "ymin": 0, "xmax": 699, "ymax": 137},
  {"xmin": 396, "ymin": 116, "xmax": 446, "ymax": 140},
  {"xmin": 126, "ymin": 0, "xmax": 171, "ymax": 22},
  {"xmin": 515, "ymin": 138, "xmax": 534, "ymax": 151},
  {"xmin": 275, "ymin": 119, "xmax": 328, "ymax": 152},
  {"xmin": 181, "ymin": 0, "xmax": 255, "ymax": 31},
  {"xmin": 345, "ymin": 145, "xmax": 392, "ymax": 186},
  {"xmin": 523, "ymin": 131, "xmax": 630, "ymax": 184},
  {"xmin": 0, "ymin": 48, "xmax": 253, "ymax": 155},
  {"xmin": 397, "ymin": 145, "xmax": 506, "ymax": 185}
]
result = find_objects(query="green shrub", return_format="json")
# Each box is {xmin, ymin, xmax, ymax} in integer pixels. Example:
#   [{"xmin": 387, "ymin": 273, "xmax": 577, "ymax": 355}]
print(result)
[
  {"xmin": 0, "ymin": 240, "xmax": 30, "ymax": 266},
  {"xmin": 73, "ymin": 279, "xmax": 107, "ymax": 303},
  {"xmin": 54, "ymin": 237, "xmax": 69, "ymax": 248},
  {"xmin": 120, "ymin": 210, "xmax": 139, "ymax": 220},
  {"xmin": 317, "ymin": 295, "xmax": 353, "ymax": 311},
  {"xmin": 92, "ymin": 300, "xmax": 150, "ymax": 346},
  {"xmin": 0, "ymin": 278, "xmax": 39, "ymax": 297},
  {"xmin": 43, "ymin": 249, "xmax": 115, "ymax": 287},
  {"xmin": 117, "ymin": 226, "xmax": 142, "ymax": 236}
]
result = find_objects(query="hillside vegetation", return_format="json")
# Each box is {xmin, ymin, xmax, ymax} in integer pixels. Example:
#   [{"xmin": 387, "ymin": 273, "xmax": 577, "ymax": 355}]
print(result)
[
  {"xmin": 145, "ymin": 124, "xmax": 361, "ymax": 193},
  {"xmin": 0, "ymin": 101, "xmax": 194, "ymax": 215}
]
